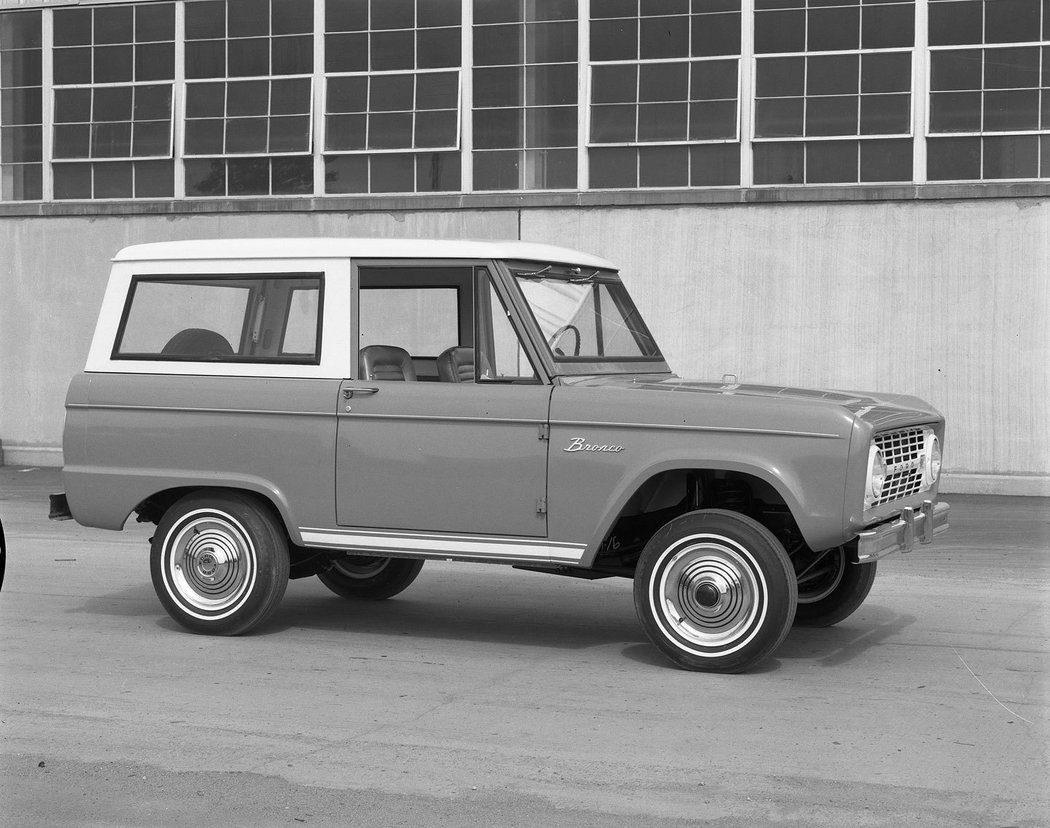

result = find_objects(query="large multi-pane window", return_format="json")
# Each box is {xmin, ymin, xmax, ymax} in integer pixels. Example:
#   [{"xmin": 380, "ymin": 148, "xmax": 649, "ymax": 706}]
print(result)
[
  {"xmin": 589, "ymin": 0, "xmax": 741, "ymax": 189},
  {"xmin": 0, "ymin": 0, "xmax": 1048, "ymax": 203},
  {"xmin": 928, "ymin": 0, "xmax": 1049, "ymax": 180},
  {"xmin": 0, "ymin": 10, "xmax": 41, "ymax": 200}
]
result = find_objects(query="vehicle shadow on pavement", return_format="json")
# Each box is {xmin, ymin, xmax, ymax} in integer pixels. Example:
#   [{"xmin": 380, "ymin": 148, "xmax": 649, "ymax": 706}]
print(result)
[{"xmin": 775, "ymin": 605, "xmax": 918, "ymax": 668}]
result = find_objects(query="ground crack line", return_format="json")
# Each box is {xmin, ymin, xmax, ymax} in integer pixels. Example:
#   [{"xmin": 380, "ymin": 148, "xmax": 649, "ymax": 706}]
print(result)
[{"xmin": 952, "ymin": 647, "xmax": 1034, "ymax": 725}]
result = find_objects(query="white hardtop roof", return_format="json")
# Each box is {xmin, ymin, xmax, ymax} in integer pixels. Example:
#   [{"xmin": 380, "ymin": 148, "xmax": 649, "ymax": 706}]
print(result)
[{"xmin": 113, "ymin": 237, "xmax": 616, "ymax": 270}]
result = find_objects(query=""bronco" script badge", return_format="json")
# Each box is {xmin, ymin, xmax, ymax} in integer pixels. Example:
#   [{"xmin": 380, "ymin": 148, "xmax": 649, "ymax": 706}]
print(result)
[{"xmin": 563, "ymin": 437, "xmax": 624, "ymax": 454}]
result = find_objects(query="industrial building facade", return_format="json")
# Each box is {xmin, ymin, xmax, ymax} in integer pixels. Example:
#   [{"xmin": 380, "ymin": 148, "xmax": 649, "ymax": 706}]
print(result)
[{"xmin": 0, "ymin": 0, "xmax": 1048, "ymax": 495}]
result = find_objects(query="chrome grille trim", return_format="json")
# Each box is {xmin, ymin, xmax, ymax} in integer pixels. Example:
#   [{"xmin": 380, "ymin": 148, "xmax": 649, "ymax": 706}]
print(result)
[{"xmin": 873, "ymin": 427, "xmax": 927, "ymax": 505}]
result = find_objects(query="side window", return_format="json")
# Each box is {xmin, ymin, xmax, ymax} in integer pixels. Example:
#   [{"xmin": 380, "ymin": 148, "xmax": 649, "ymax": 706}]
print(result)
[
  {"xmin": 358, "ymin": 287, "xmax": 460, "ymax": 356},
  {"xmin": 477, "ymin": 269, "xmax": 539, "ymax": 383},
  {"xmin": 114, "ymin": 273, "xmax": 323, "ymax": 363}
]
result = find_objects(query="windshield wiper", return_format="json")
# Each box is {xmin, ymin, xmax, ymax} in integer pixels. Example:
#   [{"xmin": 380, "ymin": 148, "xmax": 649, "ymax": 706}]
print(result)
[{"xmin": 514, "ymin": 265, "xmax": 601, "ymax": 283}]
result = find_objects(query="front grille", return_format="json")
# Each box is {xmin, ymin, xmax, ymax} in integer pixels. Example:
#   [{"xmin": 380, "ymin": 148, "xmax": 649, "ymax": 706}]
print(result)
[{"xmin": 874, "ymin": 427, "xmax": 926, "ymax": 505}]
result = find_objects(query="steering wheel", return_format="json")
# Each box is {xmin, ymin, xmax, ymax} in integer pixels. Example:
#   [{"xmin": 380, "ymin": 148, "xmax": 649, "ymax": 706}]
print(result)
[{"xmin": 549, "ymin": 324, "xmax": 581, "ymax": 357}]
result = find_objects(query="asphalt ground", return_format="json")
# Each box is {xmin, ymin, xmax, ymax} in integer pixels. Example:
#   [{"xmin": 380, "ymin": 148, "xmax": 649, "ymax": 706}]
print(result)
[{"xmin": 0, "ymin": 466, "xmax": 1047, "ymax": 827}]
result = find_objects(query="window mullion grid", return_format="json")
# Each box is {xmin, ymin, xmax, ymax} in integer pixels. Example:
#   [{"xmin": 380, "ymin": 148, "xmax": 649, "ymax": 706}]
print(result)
[
  {"xmin": 41, "ymin": 8, "xmax": 54, "ymax": 200},
  {"xmin": 913, "ymin": 0, "xmax": 928, "ymax": 183},
  {"xmin": 461, "ymin": 0, "xmax": 472, "ymax": 193},
  {"xmin": 173, "ymin": 0, "xmax": 185, "ymax": 198},
  {"xmin": 311, "ymin": 0, "xmax": 324, "ymax": 197},
  {"xmin": 740, "ymin": 0, "xmax": 754, "ymax": 187},
  {"xmin": 577, "ymin": 0, "xmax": 589, "ymax": 190}
]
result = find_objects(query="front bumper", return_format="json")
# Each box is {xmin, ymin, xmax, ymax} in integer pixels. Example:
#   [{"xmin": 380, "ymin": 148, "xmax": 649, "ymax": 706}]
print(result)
[{"xmin": 855, "ymin": 500, "xmax": 950, "ymax": 563}]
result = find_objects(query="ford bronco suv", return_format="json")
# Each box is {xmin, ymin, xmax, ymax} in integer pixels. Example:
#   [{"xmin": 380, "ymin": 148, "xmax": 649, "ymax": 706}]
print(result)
[{"xmin": 51, "ymin": 238, "xmax": 949, "ymax": 673}]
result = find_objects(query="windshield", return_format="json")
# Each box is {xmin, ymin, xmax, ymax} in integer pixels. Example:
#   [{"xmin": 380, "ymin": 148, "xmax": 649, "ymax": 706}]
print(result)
[{"xmin": 513, "ymin": 268, "xmax": 662, "ymax": 362}]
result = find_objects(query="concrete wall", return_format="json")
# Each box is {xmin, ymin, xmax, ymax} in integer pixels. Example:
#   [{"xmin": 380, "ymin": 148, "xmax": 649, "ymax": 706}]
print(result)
[{"xmin": 1, "ymin": 196, "xmax": 1046, "ymax": 495}]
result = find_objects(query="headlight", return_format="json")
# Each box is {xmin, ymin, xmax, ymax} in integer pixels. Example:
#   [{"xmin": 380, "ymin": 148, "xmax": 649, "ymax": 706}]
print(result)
[
  {"xmin": 923, "ymin": 432, "xmax": 942, "ymax": 487},
  {"xmin": 866, "ymin": 444, "xmax": 887, "ymax": 508}
]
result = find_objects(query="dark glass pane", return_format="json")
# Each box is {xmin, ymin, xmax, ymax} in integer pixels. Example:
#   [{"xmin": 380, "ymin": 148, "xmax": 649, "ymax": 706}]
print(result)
[
  {"xmin": 185, "ymin": 40, "xmax": 226, "ymax": 79},
  {"xmin": 525, "ymin": 148, "xmax": 575, "ymax": 188},
  {"xmin": 54, "ymin": 88, "xmax": 91, "ymax": 124},
  {"xmin": 861, "ymin": 52, "xmax": 910, "ymax": 93},
  {"xmin": 528, "ymin": 0, "xmax": 579, "ymax": 21},
  {"xmin": 528, "ymin": 21, "xmax": 577, "ymax": 63},
  {"xmin": 415, "ymin": 109, "xmax": 458, "ymax": 145},
  {"xmin": 185, "ymin": 1, "xmax": 226, "ymax": 40},
  {"xmin": 325, "ymin": 33, "xmax": 368, "ymax": 72},
  {"xmin": 94, "ymin": 6, "xmax": 133, "ymax": 45},
  {"xmin": 692, "ymin": 12, "xmax": 741, "ymax": 57},
  {"xmin": 474, "ymin": 67, "xmax": 523, "ymax": 107},
  {"xmin": 639, "ymin": 16, "xmax": 688, "ymax": 59},
  {"xmin": 229, "ymin": 38, "xmax": 270, "ymax": 77},
  {"xmin": 327, "ymin": 75, "xmax": 368, "ymax": 112},
  {"xmin": 1044, "ymin": 45, "xmax": 1050, "ymax": 87},
  {"xmin": 689, "ymin": 142, "xmax": 739, "ymax": 186},
  {"xmin": 590, "ymin": 104, "xmax": 636, "ymax": 141},
  {"xmin": 637, "ymin": 102, "xmax": 687, "ymax": 140},
  {"xmin": 227, "ymin": 80, "xmax": 268, "ymax": 116},
  {"xmin": 137, "ymin": 4, "xmax": 176, "ymax": 43},
  {"xmin": 807, "ymin": 95, "xmax": 858, "ymax": 136},
  {"xmin": 930, "ymin": 49, "xmax": 983, "ymax": 91},
  {"xmin": 929, "ymin": 91, "xmax": 982, "ymax": 131},
  {"xmin": 590, "ymin": 19, "xmax": 638, "ymax": 61},
  {"xmin": 229, "ymin": 0, "xmax": 268, "ymax": 38},
  {"xmin": 187, "ymin": 82, "xmax": 226, "ymax": 118},
  {"xmin": 590, "ymin": 0, "xmax": 636, "ymax": 13},
  {"xmin": 0, "ymin": 88, "xmax": 40, "ymax": 125},
  {"xmin": 370, "ymin": 153, "xmax": 415, "ymax": 192},
  {"xmin": 272, "ymin": 155, "xmax": 312, "ymax": 194},
  {"xmin": 807, "ymin": 7, "xmax": 859, "ymax": 52},
  {"xmin": 859, "ymin": 93, "xmax": 910, "ymax": 134},
  {"xmin": 589, "ymin": 146, "xmax": 637, "ymax": 188},
  {"xmin": 474, "ymin": 24, "xmax": 522, "ymax": 66},
  {"xmin": 133, "ymin": 120, "xmax": 171, "ymax": 155},
  {"xmin": 371, "ymin": 74, "xmax": 415, "ymax": 111},
  {"xmin": 473, "ymin": 149, "xmax": 520, "ymax": 189},
  {"xmin": 691, "ymin": 59, "xmax": 737, "ymax": 99},
  {"xmin": 53, "ymin": 47, "xmax": 91, "ymax": 86},
  {"xmin": 269, "ymin": 115, "xmax": 311, "ymax": 151},
  {"xmin": 53, "ymin": 123, "xmax": 90, "ymax": 158},
  {"xmin": 0, "ymin": 124, "xmax": 41, "ymax": 161},
  {"xmin": 134, "ymin": 159, "xmax": 174, "ymax": 197},
  {"xmin": 272, "ymin": 78, "xmax": 311, "ymax": 114},
  {"xmin": 184, "ymin": 118, "xmax": 225, "ymax": 154},
  {"xmin": 1042, "ymin": 135, "xmax": 1050, "ymax": 177},
  {"xmin": 754, "ymin": 10, "xmax": 804, "ymax": 54},
  {"xmin": 53, "ymin": 162, "xmax": 92, "ymax": 199},
  {"xmin": 417, "ymin": 27, "xmax": 461, "ymax": 68},
  {"xmin": 1, "ymin": 162, "xmax": 42, "ymax": 200},
  {"xmin": 371, "ymin": 30, "xmax": 415, "ymax": 70},
  {"xmin": 368, "ymin": 111, "xmax": 414, "ymax": 147},
  {"xmin": 984, "ymin": 89, "xmax": 1039, "ymax": 131},
  {"xmin": 0, "ymin": 10, "xmax": 42, "ymax": 49},
  {"xmin": 474, "ymin": 0, "xmax": 524, "ymax": 25},
  {"xmin": 688, "ymin": 99, "xmax": 736, "ymax": 138},
  {"xmin": 859, "ymin": 138, "xmax": 911, "ymax": 182},
  {"xmin": 272, "ymin": 35, "xmax": 313, "ymax": 74},
  {"xmin": 227, "ymin": 157, "xmax": 270, "ymax": 195},
  {"xmin": 225, "ymin": 117, "xmax": 269, "ymax": 152},
  {"xmin": 526, "ymin": 105, "xmax": 576, "ymax": 147},
  {"xmin": 418, "ymin": 0, "xmax": 461, "ymax": 28},
  {"xmin": 755, "ymin": 57, "xmax": 804, "ymax": 97},
  {"xmin": 638, "ymin": 145, "xmax": 688, "ymax": 187},
  {"xmin": 983, "ymin": 134, "xmax": 1039, "ymax": 178},
  {"xmin": 135, "ymin": 43, "xmax": 175, "ymax": 81},
  {"xmin": 638, "ymin": 62, "xmax": 688, "ymax": 102},
  {"xmin": 96, "ymin": 160, "xmax": 134, "ymax": 199},
  {"xmin": 1044, "ymin": 89, "xmax": 1050, "ymax": 129},
  {"xmin": 926, "ymin": 135, "xmax": 980, "ymax": 179},
  {"xmin": 473, "ymin": 107, "xmax": 523, "ymax": 148},
  {"xmin": 92, "ymin": 122, "xmax": 133, "ymax": 157},
  {"xmin": 754, "ymin": 97, "xmax": 804, "ymax": 136},
  {"xmin": 807, "ymin": 54, "xmax": 858, "ymax": 95},
  {"xmin": 133, "ymin": 85, "xmax": 172, "ymax": 121},
  {"xmin": 273, "ymin": 0, "xmax": 314, "ymax": 34},
  {"xmin": 94, "ymin": 45, "xmax": 134, "ymax": 84},
  {"xmin": 416, "ymin": 72, "xmax": 459, "ymax": 109},
  {"xmin": 2, "ymin": 48, "xmax": 43, "ymax": 88},
  {"xmin": 526, "ymin": 63, "xmax": 578, "ymax": 105},
  {"xmin": 326, "ymin": 0, "xmax": 368, "ymax": 33},
  {"xmin": 805, "ymin": 140, "xmax": 857, "ymax": 183},
  {"xmin": 324, "ymin": 153, "xmax": 368, "ymax": 193},
  {"xmin": 984, "ymin": 47, "xmax": 1040, "ymax": 89},
  {"xmin": 372, "ymin": 0, "xmax": 415, "ymax": 30},
  {"xmin": 985, "ymin": 0, "xmax": 1041, "ymax": 44},
  {"xmin": 94, "ymin": 86, "xmax": 133, "ymax": 121},
  {"xmin": 53, "ymin": 9, "xmax": 92, "ymax": 47},
  {"xmin": 325, "ymin": 113, "xmax": 367, "ymax": 149},
  {"xmin": 185, "ymin": 158, "xmax": 227, "ymax": 195},
  {"xmin": 862, "ymin": 4, "xmax": 914, "ymax": 49},
  {"xmin": 928, "ymin": 0, "xmax": 982, "ymax": 46},
  {"xmin": 592, "ymin": 64, "xmax": 637, "ymax": 104},
  {"xmin": 415, "ymin": 151, "xmax": 460, "ymax": 192},
  {"xmin": 640, "ymin": 0, "xmax": 689, "ymax": 16}
]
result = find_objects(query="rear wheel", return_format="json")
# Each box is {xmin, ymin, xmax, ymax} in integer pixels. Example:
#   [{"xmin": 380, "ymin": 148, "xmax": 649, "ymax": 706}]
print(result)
[
  {"xmin": 633, "ymin": 509, "xmax": 797, "ymax": 673},
  {"xmin": 793, "ymin": 547, "xmax": 877, "ymax": 627},
  {"xmin": 150, "ymin": 491, "xmax": 289, "ymax": 635},
  {"xmin": 318, "ymin": 556, "xmax": 424, "ymax": 600}
]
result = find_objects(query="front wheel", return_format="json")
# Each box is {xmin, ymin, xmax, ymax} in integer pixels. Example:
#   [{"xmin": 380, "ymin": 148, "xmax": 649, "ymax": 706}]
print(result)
[
  {"xmin": 793, "ymin": 548, "xmax": 877, "ymax": 627},
  {"xmin": 633, "ymin": 509, "xmax": 797, "ymax": 673},
  {"xmin": 150, "ymin": 491, "xmax": 289, "ymax": 635},
  {"xmin": 318, "ymin": 556, "xmax": 424, "ymax": 600}
]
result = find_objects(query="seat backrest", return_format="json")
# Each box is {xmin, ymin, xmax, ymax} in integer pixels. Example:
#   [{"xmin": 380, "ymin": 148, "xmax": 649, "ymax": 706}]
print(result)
[
  {"xmin": 161, "ymin": 328, "xmax": 235, "ymax": 358},
  {"xmin": 359, "ymin": 344, "xmax": 417, "ymax": 381},
  {"xmin": 436, "ymin": 346, "xmax": 474, "ymax": 383}
]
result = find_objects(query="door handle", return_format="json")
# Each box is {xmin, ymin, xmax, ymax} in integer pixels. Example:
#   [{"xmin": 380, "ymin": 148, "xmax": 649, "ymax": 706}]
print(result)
[{"xmin": 343, "ymin": 386, "xmax": 380, "ymax": 399}]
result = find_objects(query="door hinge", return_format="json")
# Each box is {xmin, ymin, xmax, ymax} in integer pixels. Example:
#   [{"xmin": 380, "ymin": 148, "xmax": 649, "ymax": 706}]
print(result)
[
  {"xmin": 536, "ymin": 497, "xmax": 547, "ymax": 515},
  {"xmin": 538, "ymin": 424, "xmax": 550, "ymax": 441}
]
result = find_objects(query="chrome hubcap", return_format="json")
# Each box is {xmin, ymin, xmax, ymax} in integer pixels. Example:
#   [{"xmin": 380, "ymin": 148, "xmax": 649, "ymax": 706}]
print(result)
[{"xmin": 168, "ymin": 513, "xmax": 255, "ymax": 613}]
